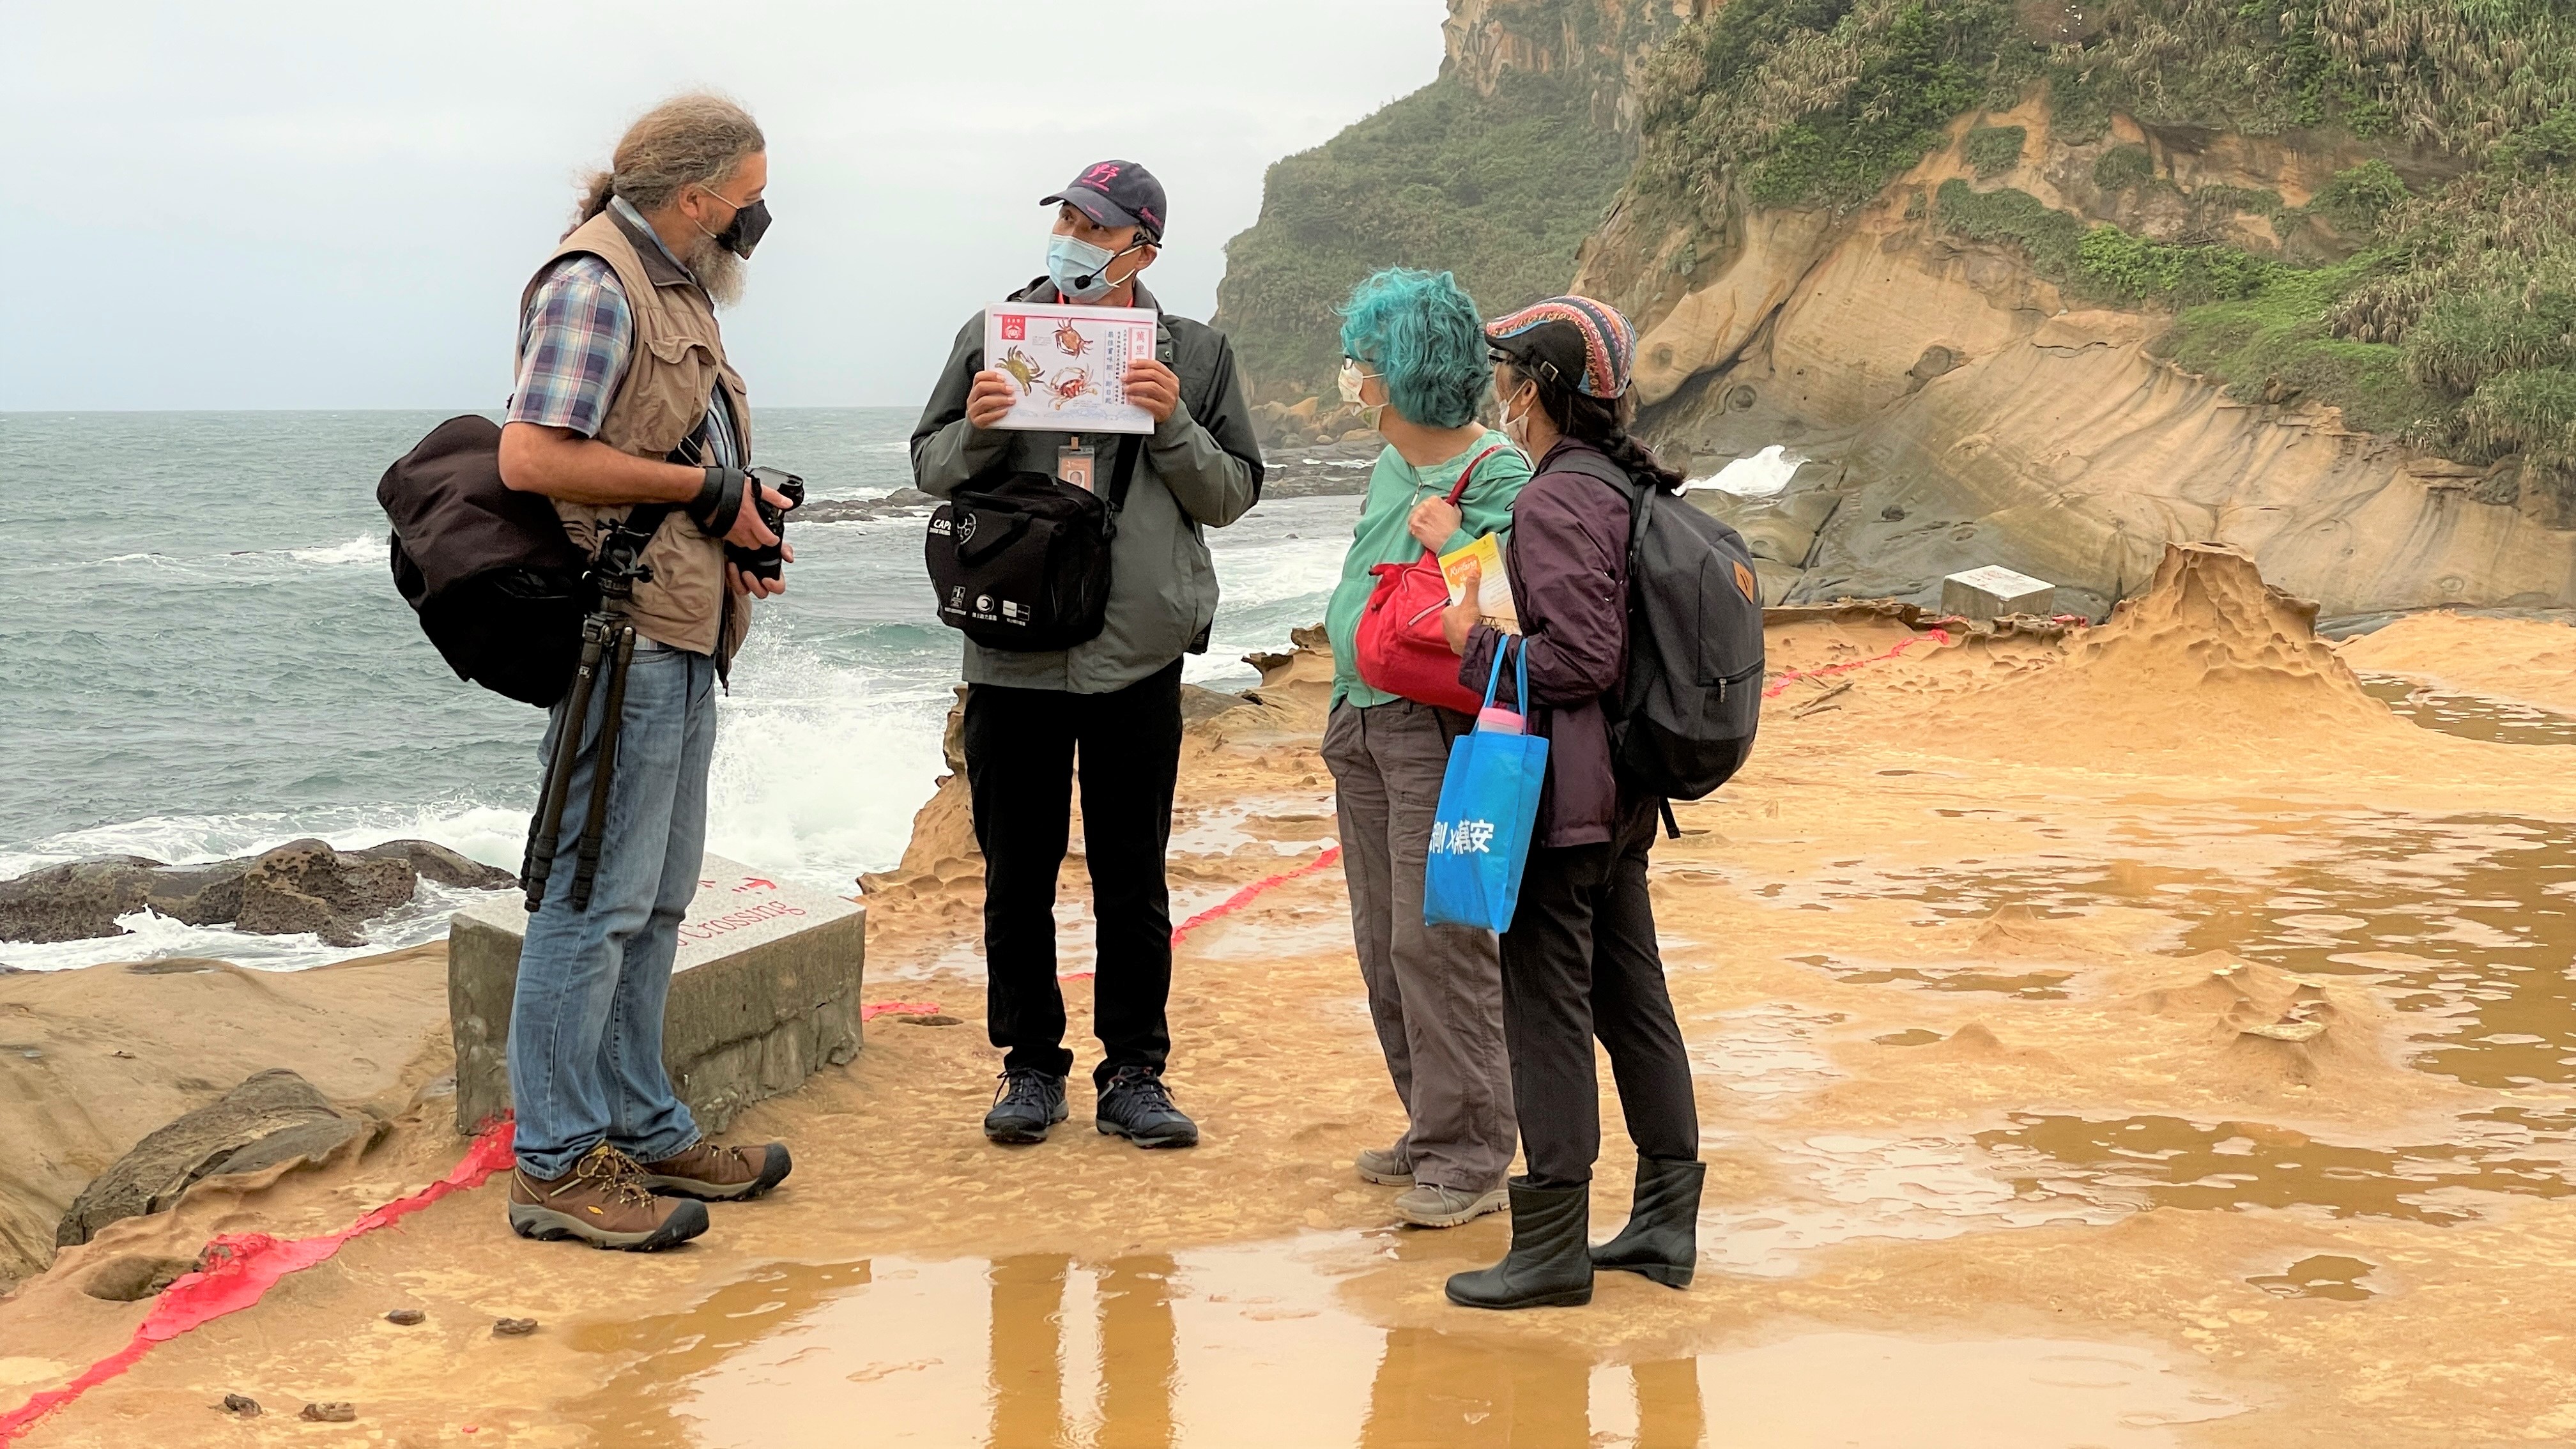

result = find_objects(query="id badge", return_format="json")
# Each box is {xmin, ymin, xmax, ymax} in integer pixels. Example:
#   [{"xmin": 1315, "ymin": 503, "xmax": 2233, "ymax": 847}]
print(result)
[{"xmin": 1057, "ymin": 442, "xmax": 1096, "ymax": 492}]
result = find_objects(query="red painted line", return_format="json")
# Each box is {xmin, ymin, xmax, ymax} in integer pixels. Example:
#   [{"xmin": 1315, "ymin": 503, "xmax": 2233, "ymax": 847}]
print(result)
[
  {"xmin": 860, "ymin": 843, "xmax": 1348, "ymax": 1016},
  {"xmin": 1763, "ymin": 627, "xmax": 1953, "ymax": 698},
  {"xmin": 8, "ymin": 842, "xmax": 1356, "ymax": 1438},
  {"xmin": 1169, "ymin": 845, "xmax": 1343, "ymax": 947},
  {"xmin": 0, "ymin": 1119, "xmax": 518, "ymax": 1441}
]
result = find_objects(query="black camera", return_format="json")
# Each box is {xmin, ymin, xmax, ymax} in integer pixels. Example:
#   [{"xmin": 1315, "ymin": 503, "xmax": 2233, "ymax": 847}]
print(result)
[{"xmin": 729, "ymin": 466, "xmax": 806, "ymax": 583}]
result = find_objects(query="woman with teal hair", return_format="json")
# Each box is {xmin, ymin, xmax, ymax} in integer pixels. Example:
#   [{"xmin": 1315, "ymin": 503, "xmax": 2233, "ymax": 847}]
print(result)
[{"xmin": 1320, "ymin": 267, "xmax": 1533, "ymax": 1229}]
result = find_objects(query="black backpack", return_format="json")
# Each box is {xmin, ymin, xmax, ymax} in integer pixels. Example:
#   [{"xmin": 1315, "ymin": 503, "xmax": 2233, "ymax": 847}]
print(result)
[
  {"xmin": 1555, "ymin": 450, "xmax": 1766, "ymax": 804},
  {"xmin": 925, "ymin": 436, "xmax": 1139, "ymax": 652},
  {"xmin": 378, "ymin": 415, "xmax": 670, "ymax": 708}
]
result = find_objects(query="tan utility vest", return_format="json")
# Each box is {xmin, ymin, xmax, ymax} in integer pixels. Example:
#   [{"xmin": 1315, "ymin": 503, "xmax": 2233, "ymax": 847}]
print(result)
[{"xmin": 519, "ymin": 206, "xmax": 751, "ymax": 660}]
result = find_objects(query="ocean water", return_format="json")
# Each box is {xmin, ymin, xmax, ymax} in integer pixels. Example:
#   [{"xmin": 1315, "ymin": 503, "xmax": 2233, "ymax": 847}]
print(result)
[{"xmin": 0, "ymin": 409, "xmax": 1356, "ymax": 970}]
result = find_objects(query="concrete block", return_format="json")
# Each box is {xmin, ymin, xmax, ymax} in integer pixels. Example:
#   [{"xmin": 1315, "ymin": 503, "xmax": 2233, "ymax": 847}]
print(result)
[
  {"xmin": 447, "ymin": 855, "xmax": 865, "ymax": 1137},
  {"xmin": 1942, "ymin": 565, "xmax": 2057, "ymax": 622}
]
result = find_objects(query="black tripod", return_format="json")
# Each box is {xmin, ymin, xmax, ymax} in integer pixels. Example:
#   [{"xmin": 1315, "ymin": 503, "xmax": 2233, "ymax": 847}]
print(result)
[{"xmin": 519, "ymin": 514, "xmax": 666, "ymax": 914}]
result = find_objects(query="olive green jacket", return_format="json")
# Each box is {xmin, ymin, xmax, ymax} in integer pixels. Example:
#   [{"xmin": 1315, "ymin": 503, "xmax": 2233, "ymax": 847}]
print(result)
[{"xmin": 910, "ymin": 280, "xmax": 1265, "ymax": 694}]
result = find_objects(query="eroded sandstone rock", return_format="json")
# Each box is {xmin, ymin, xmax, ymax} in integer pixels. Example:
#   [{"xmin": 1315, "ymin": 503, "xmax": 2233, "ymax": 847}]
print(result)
[
  {"xmin": 0, "ymin": 838, "xmax": 509, "ymax": 948},
  {"xmin": 56, "ymin": 1068, "xmax": 379, "ymax": 1248}
]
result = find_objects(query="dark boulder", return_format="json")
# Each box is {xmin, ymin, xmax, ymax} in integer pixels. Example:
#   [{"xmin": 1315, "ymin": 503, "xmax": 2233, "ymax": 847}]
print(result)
[
  {"xmin": 232, "ymin": 840, "xmax": 418, "ymax": 949},
  {"xmin": 1, "ymin": 838, "xmax": 512, "ymax": 949},
  {"xmin": 56, "ymin": 1069, "xmax": 380, "ymax": 1248},
  {"xmin": 143, "ymin": 861, "xmax": 250, "ymax": 926},
  {"xmin": 353, "ymin": 840, "xmax": 516, "ymax": 891},
  {"xmin": 0, "ymin": 856, "xmax": 165, "ymax": 944}
]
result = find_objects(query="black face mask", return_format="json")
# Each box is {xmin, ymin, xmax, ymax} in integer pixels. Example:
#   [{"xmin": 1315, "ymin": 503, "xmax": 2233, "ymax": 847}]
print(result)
[{"xmin": 714, "ymin": 197, "xmax": 772, "ymax": 259}]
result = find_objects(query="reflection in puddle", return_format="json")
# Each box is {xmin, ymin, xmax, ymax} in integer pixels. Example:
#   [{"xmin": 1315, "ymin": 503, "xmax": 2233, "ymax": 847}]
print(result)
[
  {"xmin": 2359, "ymin": 675, "xmax": 2576, "ymax": 747},
  {"xmin": 2246, "ymin": 1254, "xmax": 2378, "ymax": 1302},
  {"xmin": 1977, "ymin": 1114, "xmax": 2576, "ymax": 1225},
  {"xmin": 1756, "ymin": 812, "xmax": 2576, "ymax": 1086},
  {"xmin": 560, "ymin": 1244, "xmax": 2239, "ymax": 1446}
]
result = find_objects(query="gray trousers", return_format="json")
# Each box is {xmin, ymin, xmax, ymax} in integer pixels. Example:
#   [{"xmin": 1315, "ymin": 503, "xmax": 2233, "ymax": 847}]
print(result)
[{"xmin": 1323, "ymin": 699, "xmax": 1517, "ymax": 1192}]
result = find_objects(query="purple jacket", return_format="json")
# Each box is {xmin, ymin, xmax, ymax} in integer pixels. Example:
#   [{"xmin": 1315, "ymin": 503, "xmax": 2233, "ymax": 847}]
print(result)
[{"xmin": 1459, "ymin": 440, "xmax": 1633, "ymax": 848}]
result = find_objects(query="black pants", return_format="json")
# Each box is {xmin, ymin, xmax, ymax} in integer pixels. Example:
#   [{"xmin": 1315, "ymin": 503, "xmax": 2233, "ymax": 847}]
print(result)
[
  {"xmin": 1499, "ymin": 799, "xmax": 1699, "ymax": 1187},
  {"xmin": 963, "ymin": 659, "xmax": 1184, "ymax": 1088}
]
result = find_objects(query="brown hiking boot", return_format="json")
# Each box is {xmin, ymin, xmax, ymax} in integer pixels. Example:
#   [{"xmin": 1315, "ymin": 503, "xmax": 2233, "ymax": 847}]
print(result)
[
  {"xmin": 638, "ymin": 1139, "xmax": 793, "ymax": 1202},
  {"xmin": 507, "ymin": 1143, "xmax": 709, "ymax": 1250}
]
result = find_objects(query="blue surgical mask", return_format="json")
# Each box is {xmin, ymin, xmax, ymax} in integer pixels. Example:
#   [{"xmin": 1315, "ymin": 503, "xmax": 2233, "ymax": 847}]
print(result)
[{"xmin": 1047, "ymin": 233, "xmax": 1141, "ymax": 302}]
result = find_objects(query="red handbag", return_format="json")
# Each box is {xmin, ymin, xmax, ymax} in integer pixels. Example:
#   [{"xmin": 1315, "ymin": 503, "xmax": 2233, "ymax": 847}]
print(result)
[{"xmin": 1354, "ymin": 443, "xmax": 1510, "ymax": 715}]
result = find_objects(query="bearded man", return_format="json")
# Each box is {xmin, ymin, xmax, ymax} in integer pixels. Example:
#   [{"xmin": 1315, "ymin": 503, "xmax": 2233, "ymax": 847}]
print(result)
[{"xmin": 493, "ymin": 93, "xmax": 795, "ymax": 1250}]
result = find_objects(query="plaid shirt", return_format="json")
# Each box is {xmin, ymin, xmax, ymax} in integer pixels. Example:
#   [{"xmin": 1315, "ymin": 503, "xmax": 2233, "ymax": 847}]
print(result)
[{"xmin": 509, "ymin": 199, "xmax": 740, "ymax": 467}]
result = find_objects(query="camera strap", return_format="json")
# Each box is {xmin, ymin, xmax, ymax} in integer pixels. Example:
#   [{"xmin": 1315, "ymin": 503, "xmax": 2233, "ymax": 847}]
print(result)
[
  {"xmin": 1101, "ymin": 433, "xmax": 1142, "ymax": 538},
  {"xmin": 588, "ymin": 421, "xmax": 715, "ymax": 571}
]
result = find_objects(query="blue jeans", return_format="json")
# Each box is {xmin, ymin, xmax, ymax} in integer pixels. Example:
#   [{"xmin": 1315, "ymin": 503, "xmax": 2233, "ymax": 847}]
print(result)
[{"xmin": 509, "ymin": 636, "xmax": 714, "ymax": 1180}]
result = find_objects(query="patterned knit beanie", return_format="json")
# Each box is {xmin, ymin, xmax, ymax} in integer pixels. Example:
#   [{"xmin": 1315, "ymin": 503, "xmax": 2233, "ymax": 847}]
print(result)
[{"xmin": 1483, "ymin": 295, "xmax": 1637, "ymax": 400}]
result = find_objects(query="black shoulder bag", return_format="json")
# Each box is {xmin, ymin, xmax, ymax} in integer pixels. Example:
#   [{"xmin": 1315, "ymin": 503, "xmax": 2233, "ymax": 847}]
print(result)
[{"xmin": 924, "ymin": 436, "xmax": 1141, "ymax": 652}]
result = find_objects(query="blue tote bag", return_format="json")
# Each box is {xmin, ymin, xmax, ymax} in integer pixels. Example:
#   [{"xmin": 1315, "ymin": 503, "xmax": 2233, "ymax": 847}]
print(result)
[{"xmin": 1423, "ymin": 638, "xmax": 1551, "ymax": 931}]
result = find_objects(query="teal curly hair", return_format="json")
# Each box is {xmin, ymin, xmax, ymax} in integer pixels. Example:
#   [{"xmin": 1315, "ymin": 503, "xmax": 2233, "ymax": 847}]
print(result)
[{"xmin": 1335, "ymin": 268, "xmax": 1492, "ymax": 430}]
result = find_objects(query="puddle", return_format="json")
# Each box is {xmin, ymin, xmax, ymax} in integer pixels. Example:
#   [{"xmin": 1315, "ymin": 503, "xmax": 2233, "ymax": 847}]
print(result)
[
  {"xmin": 2246, "ymin": 1254, "xmax": 2378, "ymax": 1301},
  {"xmin": 1167, "ymin": 797, "xmax": 1339, "ymax": 859},
  {"xmin": 560, "ymin": 1243, "xmax": 2239, "ymax": 1446},
  {"xmin": 1689, "ymin": 1004, "xmax": 1848, "ymax": 1104},
  {"xmin": 1875, "ymin": 1029, "xmax": 1945, "ymax": 1046},
  {"xmin": 1754, "ymin": 811, "xmax": 2576, "ymax": 1087},
  {"xmin": 1977, "ymin": 1114, "xmax": 2576, "ymax": 1225},
  {"xmin": 1702, "ymin": 1133, "xmax": 2128, "ymax": 1276},
  {"xmin": 1789, "ymin": 953, "xmax": 2069, "ymax": 999},
  {"xmin": 2359, "ymin": 675, "xmax": 2576, "ymax": 746},
  {"xmin": 1698, "ymin": 1110, "xmax": 2576, "ymax": 1280}
]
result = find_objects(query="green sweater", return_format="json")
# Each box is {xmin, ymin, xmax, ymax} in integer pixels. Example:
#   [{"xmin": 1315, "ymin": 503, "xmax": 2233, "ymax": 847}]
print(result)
[{"xmin": 1325, "ymin": 434, "xmax": 1533, "ymax": 710}]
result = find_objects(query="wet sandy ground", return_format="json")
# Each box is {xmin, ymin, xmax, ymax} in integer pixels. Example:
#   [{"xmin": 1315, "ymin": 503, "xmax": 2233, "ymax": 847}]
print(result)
[{"xmin": 14, "ymin": 578, "xmax": 2576, "ymax": 1446}]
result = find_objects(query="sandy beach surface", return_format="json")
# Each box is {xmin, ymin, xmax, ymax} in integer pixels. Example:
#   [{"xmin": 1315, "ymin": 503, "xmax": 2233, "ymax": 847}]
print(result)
[{"xmin": 6, "ymin": 544, "xmax": 2576, "ymax": 1446}]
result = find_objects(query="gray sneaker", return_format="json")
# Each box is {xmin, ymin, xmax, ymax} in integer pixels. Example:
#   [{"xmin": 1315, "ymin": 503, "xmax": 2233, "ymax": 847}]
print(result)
[
  {"xmin": 1354, "ymin": 1146, "xmax": 1412, "ymax": 1186},
  {"xmin": 1395, "ymin": 1183, "xmax": 1509, "ymax": 1228}
]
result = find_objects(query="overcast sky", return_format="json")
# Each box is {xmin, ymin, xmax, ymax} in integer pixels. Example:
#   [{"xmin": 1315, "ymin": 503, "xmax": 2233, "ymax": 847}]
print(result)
[{"xmin": 1, "ymin": 1, "xmax": 1450, "ymax": 411}]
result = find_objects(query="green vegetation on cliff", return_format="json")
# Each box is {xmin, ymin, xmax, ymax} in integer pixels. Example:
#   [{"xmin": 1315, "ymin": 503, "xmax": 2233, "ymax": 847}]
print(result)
[
  {"xmin": 1628, "ymin": 0, "xmax": 2576, "ymax": 496},
  {"xmin": 1637, "ymin": 0, "xmax": 2576, "ymax": 217},
  {"xmin": 1215, "ymin": 70, "xmax": 1627, "ymax": 401}
]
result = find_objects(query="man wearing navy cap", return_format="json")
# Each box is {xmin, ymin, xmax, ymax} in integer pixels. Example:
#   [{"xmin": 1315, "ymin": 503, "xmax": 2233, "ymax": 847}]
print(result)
[{"xmin": 912, "ymin": 160, "xmax": 1264, "ymax": 1151}]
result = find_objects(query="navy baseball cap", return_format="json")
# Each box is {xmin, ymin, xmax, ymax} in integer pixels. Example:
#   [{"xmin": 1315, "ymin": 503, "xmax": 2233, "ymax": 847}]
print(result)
[{"xmin": 1041, "ymin": 160, "xmax": 1167, "ymax": 241}]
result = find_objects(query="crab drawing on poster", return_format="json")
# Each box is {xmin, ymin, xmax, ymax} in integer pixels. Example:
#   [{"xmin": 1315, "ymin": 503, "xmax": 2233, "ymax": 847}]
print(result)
[{"xmin": 984, "ymin": 302, "xmax": 1159, "ymax": 433}]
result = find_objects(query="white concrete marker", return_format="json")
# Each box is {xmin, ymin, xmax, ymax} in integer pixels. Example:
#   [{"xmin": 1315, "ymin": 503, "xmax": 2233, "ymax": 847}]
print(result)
[
  {"xmin": 446, "ymin": 854, "xmax": 866, "ymax": 1137},
  {"xmin": 1942, "ymin": 565, "xmax": 2057, "ymax": 622}
]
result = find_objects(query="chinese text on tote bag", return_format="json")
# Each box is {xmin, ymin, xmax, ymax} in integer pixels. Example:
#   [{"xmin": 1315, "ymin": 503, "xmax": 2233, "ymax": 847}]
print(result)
[{"xmin": 1422, "ymin": 638, "xmax": 1549, "ymax": 931}]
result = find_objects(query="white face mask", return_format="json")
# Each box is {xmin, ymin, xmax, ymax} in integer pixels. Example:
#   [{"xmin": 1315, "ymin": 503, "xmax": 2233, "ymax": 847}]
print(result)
[
  {"xmin": 1500, "ymin": 386, "xmax": 1537, "ymax": 452},
  {"xmin": 1339, "ymin": 358, "xmax": 1384, "ymax": 429}
]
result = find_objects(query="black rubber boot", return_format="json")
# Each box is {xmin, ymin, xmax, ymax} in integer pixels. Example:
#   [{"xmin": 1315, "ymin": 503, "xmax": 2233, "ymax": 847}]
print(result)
[
  {"xmin": 1590, "ymin": 1156, "xmax": 1705, "ymax": 1289},
  {"xmin": 1444, "ymin": 1177, "xmax": 1593, "ymax": 1310}
]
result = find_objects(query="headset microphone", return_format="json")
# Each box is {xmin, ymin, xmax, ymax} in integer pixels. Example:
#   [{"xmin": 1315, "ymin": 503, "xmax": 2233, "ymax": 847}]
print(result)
[{"xmin": 1076, "ymin": 238, "xmax": 1154, "ymax": 291}]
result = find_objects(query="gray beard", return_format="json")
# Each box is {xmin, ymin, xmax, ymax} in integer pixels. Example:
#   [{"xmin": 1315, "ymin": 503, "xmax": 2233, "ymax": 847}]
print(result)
[{"xmin": 688, "ymin": 236, "xmax": 746, "ymax": 309}]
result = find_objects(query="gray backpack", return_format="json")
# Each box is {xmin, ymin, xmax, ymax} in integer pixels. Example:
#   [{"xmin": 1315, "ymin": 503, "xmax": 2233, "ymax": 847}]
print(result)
[{"xmin": 1554, "ymin": 452, "xmax": 1767, "ymax": 816}]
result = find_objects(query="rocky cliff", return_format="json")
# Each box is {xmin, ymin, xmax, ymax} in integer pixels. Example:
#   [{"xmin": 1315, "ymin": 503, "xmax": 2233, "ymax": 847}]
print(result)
[
  {"xmin": 1223, "ymin": 0, "xmax": 2576, "ymax": 618},
  {"xmin": 1213, "ymin": 1, "xmax": 1698, "ymax": 401},
  {"xmin": 1584, "ymin": 0, "xmax": 2576, "ymax": 618}
]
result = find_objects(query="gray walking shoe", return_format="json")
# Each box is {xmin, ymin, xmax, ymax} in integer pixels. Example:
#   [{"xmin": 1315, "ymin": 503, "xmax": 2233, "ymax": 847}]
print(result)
[
  {"xmin": 985, "ymin": 1069, "xmax": 1070, "ymax": 1145},
  {"xmin": 1395, "ymin": 1183, "xmax": 1510, "ymax": 1228},
  {"xmin": 1354, "ymin": 1146, "xmax": 1413, "ymax": 1186},
  {"xmin": 1095, "ymin": 1067, "xmax": 1200, "ymax": 1149}
]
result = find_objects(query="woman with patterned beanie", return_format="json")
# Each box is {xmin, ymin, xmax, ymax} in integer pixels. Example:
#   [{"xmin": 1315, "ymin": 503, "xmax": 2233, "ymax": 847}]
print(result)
[{"xmin": 1437, "ymin": 295, "xmax": 1706, "ymax": 1310}]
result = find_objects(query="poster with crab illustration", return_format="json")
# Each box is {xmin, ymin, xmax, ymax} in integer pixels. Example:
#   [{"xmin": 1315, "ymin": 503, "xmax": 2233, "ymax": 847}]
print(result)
[{"xmin": 983, "ymin": 302, "xmax": 1160, "ymax": 434}]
